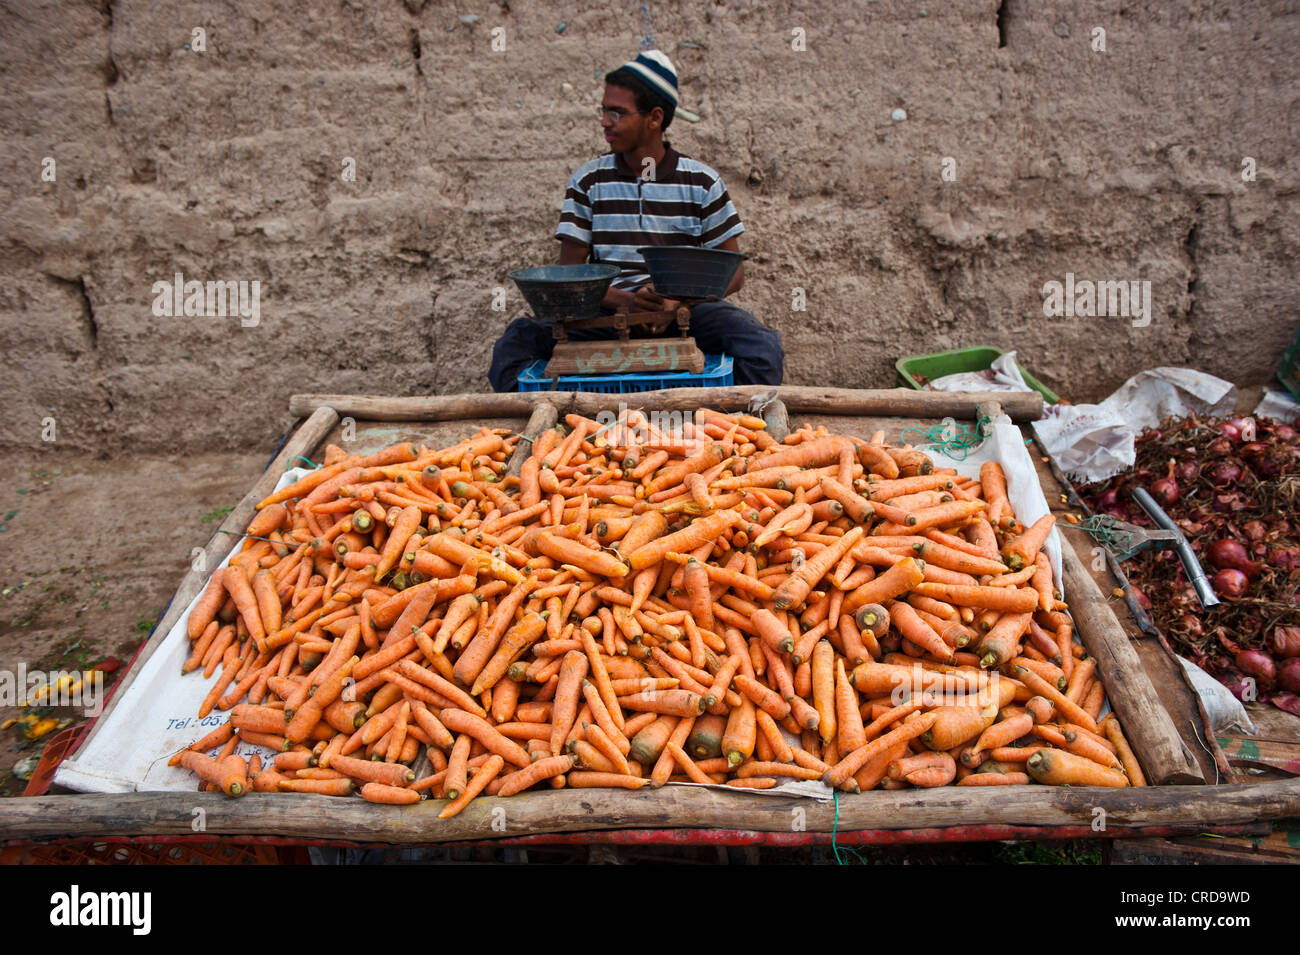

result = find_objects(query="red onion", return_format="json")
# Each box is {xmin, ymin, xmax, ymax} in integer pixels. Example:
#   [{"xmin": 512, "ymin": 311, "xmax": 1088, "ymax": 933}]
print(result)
[
  {"xmin": 1175, "ymin": 460, "xmax": 1199, "ymax": 484},
  {"xmin": 1097, "ymin": 488, "xmax": 1121, "ymax": 511},
  {"xmin": 1273, "ymin": 423, "xmax": 1296, "ymax": 443},
  {"xmin": 1270, "ymin": 625, "xmax": 1300, "ymax": 659},
  {"xmin": 1219, "ymin": 421, "xmax": 1241, "ymax": 441},
  {"xmin": 1243, "ymin": 520, "xmax": 1267, "ymax": 542},
  {"xmin": 1207, "ymin": 437, "xmax": 1233, "ymax": 457},
  {"xmin": 1129, "ymin": 585, "xmax": 1152, "ymax": 611},
  {"xmin": 1218, "ymin": 669, "xmax": 1254, "ymax": 702},
  {"xmin": 1212, "ymin": 492, "xmax": 1243, "ymax": 513},
  {"xmin": 1213, "ymin": 567, "xmax": 1249, "ymax": 598},
  {"xmin": 1235, "ymin": 649, "xmax": 1275, "ymax": 687},
  {"xmin": 1271, "ymin": 546, "xmax": 1300, "ymax": 572},
  {"xmin": 1229, "ymin": 417, "xmax": 1257, "ymax": 442},
  {"xmin": 1279, "ymin": 658, "xmax": 1300, "ymax": 693},
  {"xmin": 1207, "ymin": 460, "xmax": 1242, "ymax": 486},
  {"xmin": 1151, "ymin": 460, "xmax": 1180, "ymax": 506},
  {"xmin": 1271, "ymin": 692, "xmax": 1300, "ymax": 716},
  {"xmin": 1206, "ymin": 539, "xmax": 1264, "ymax": 578}
]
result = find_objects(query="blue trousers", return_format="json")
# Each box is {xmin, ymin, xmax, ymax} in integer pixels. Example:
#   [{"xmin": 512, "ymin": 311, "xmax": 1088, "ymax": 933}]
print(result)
[{"xmin": 488, "ymin": 301, "xmax": 784, "ymax": 392}]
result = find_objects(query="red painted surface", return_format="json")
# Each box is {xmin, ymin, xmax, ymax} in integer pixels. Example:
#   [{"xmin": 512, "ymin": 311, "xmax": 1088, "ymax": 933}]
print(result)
[{"xmin": 1, "ymin": 823, "xmax": 1266, "ymax": 854}]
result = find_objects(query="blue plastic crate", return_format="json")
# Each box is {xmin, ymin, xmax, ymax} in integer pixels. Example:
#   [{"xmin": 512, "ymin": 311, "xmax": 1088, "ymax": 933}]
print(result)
[{"xmin": 518, "ymin": 354, "xmax": 734, "ymax": 393}]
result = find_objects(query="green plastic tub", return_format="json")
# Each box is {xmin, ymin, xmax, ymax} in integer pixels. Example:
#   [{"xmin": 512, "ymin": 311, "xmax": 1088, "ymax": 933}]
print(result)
[{"xmin": 895, "ymin": 347, "xmax": 1060, "ymax": 404}]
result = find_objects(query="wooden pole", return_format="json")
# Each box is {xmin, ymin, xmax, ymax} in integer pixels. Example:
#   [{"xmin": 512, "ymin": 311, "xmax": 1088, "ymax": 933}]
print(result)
[
  {"xmin": 289, "ymin": 388, "xmax": 1043, "ymax": 423},
  {"xmin": 760, "ymin": 398, "xmax": 791, "ymax": 442},
  {"xmin": 4, "ymin": 779, "xmax": 1296, "ymax": 844},
  {"xmin": 505, "ymin": 402, "xmax": 558, "ymax": 479},
  {"xmin": 72, "ymin": 406, "xmax": 341, "ymax": 758},
  {"xmin": 1061, "ymin": 538, "xmax": 1205, "ymax": 784}
]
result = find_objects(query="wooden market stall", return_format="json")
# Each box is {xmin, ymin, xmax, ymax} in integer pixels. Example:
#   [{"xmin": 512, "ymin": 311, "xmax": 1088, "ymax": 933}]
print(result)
[{"xmin": 3, "ymin": 387, "xmax": 1297, "ymax": 856}]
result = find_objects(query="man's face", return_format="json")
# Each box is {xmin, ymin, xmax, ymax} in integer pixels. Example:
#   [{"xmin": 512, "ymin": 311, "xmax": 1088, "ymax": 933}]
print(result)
[{"xmin": 600, "ymin": 84, "xmax": 659, "ymax": 153}]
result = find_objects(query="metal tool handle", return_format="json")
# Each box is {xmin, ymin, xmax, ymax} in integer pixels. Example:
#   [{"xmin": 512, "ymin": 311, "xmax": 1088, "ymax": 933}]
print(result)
[{"xmin": 1132, "ymin": 487, "xmax": 1221, "ymax": 609}]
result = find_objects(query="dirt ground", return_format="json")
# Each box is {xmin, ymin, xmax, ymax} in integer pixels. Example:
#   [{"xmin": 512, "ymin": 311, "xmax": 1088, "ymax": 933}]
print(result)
[{"xmin": 0, "ymin": 447, "xmax": 269, "ymax": 793}]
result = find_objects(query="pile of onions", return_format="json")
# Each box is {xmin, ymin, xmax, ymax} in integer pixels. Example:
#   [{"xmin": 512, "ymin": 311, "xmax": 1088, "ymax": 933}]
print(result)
[{"xmin": 1079, "ymin": 412, "xmax": 1300, "ymax": 715}]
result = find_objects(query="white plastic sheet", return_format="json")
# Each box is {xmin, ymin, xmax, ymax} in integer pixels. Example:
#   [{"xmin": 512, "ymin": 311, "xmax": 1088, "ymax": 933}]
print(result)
[
  {"xmin": 54, "ymin": 469, "xmax": 315, "ymax": 794},
  {"xmin": 1032, "ymin": 368, "xmax": 1237, "ymax": 484}
]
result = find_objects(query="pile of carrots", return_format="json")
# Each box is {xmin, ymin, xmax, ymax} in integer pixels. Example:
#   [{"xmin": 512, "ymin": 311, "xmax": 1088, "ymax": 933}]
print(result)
[{"xmin": 171, "ymin": 408, "xmax": 1145, "ymax": 814}]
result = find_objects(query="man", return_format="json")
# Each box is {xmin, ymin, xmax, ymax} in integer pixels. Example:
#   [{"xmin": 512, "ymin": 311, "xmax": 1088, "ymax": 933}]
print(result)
[{"xmin": 488, "ymin": 50, "xmax": 784, "ymax": 392}]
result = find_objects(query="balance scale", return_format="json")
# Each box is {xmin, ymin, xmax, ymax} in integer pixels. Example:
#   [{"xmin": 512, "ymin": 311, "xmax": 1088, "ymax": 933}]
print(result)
[{"xmin": 544, "ymin": 299, "xmax": 707, "ymax": 378}]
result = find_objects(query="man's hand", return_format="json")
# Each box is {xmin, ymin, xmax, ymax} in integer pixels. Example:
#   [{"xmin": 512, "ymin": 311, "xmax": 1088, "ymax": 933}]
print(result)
[{"xmin": 631, "ymin": 283, "xmax": 667, "ymax": 313}]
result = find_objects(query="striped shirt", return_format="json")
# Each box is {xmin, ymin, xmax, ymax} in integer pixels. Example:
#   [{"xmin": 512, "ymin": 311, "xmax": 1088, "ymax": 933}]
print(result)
[{"xmin": 555, "ymin": 142, "xmax": 745, "ymax": 290}]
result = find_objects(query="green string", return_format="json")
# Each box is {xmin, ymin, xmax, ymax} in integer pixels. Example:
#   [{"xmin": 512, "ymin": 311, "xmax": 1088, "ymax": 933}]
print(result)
[
  {"xmin": 286, "ymin": 456, "xmax": 321, "ymax": 471},
  {"xmin": 830, "ymin": 791, "xmax": 870, "ymax": 865},
  {"xmin": 215, "ymin": 530, "xmax": 290, "ymax": 546},
  {"xmin": 1079, "ymin": 514, "xmax": 1135, "ymax": 557},
  {"xmin": 899, "ymin": 415, "xmax": 990, "ymax": 462},
  {"xmin": 832, "ymin": 790, "xmax": 843, "ymax": 864}
]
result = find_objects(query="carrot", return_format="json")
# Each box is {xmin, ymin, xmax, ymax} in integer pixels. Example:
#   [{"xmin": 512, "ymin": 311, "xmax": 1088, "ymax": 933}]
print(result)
[
  {"xmin": 772, "ymin": 526, "xmax": 864, "ymax": 610},
  {"xmin": 751, "ymin": 608, "xmax": 795, "ymax": 655},
  {"xmin": 975, "ymin": 612, "xmax": 1033, "ymax": 668},
  {"xmin": 1003, "ymin": 513, "xmax": 1056, "ymax": 571},
  {"xmin": 834, "ymin": 658, "xmax": 866, "ymax": 753},
  {"xmin": 498, "ymin": 754, "xmax": 576, "ymax": 796},
  {"xmin": 361, "ymin": 782, "xmax": 421, "ymax": 805},
  {"xmin": 970, "ymin": 713, "xmax": 1034, "ymax": 758},
  {"xmin": 1025, "ymin": 748, "xmax": 1128, "ymax": 787},
  {"xmin": 1012, "ymin": 664, "xmax": 1098, "ymax": 734},
  {"xmin": 176, "ymin": 751, "xmax": 248, "ymax": 797},
  {"xmin": 617, "ymin": 688, "xmax": 706, "ymax": 717},
  {"xmin": 222, "ymin": 567, "xmax": 266, "ymax": 650},
  {"xmin": 567, "ymin": 771, "xmax": 651, "ymax": 789},
  {"xmin": 1101, "ymin": 715, "xmax": 1147, "ymax": 786},
  {"xmin": 811, "ymin": 639, "xmax": 837, "ymax": 743},
  {"xmin": 722, "ymin": 695, "xmax": 757, "ymax": 767},
  {"xmin": 626, "ymin": 510, "xmax": 740, "ymax": 572},
  {"xmin": 885, "ymin": 600, "xmax": 953, "ymax": 662},
  {"xmin": 257, "ymin": 460, "xmax": 355, "ymax": 509},
  {"xmin": 279, "ymin": 777, "xmax": 356, "ymax": 796},
  {"xmin": 910, "ymin": 582, "xmax": 1038, "ymax": 614},
  {"xmin": 732, "ymin": 673, "xmax": 791, "ymax": 720},
  {"xmin": 550, "ymin": 650, "xmax": 590, "ymax": 756},
  {"xmin": 537, "ymin": 531, "xmax": 630, "ymax": 578},
  {"xmin": 913, "ymin": 540, "xmax": 1008, "ymax": 577},
  {"xmin": 439, "ymin": 755, "xmax": 505, "ymax": 819},
  {"xmin": 978, "ymin": 461, "xmax": 1012, "ymax": 527},
  {"xmin": 438, "ymin": 708, "xmax": 532, "ymax": 768},
  {"xmin": 842, "ymin": 557, "xmax": 924, "ymax": 615},
  {"xmin": 824, "ymin": 712, "xmax": 936, "ymax": 789},
  {"xmin": 921, "ymin": 703, "xmax": 996, "ymax": 751},
  {"xmin": 188, "ymin": 570, "xmax": 229, "ymax": 641},
  {"xmin": 888, "ymin": 751, "xmax": 957, "ymax": 787}
]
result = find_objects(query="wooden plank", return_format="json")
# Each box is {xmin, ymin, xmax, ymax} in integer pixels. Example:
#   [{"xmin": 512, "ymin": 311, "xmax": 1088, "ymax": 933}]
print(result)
[
  {"xmin": 5, "ymin": 779, "xmax": 1298, "ymax": 845},
  {"xmin": 761, "ymin": 398, "xmax": 790, "ymax": 442},
  {"xmin": 546, "ymin": 339, "xmax": 705, "ymax": 376},
  {"xmin": 289, "ymin": 388, "xmax": 1044, "ymax": 423},
  {"xmin": 1111, "ymin": 829, "xmax": 1298, "ymax": 865},
  {"xmin": 1061, "ymin": 538, "xmax": 1205, "ymax": 784},
  {"xmin": 506, "ymin": 402, "xmax": 558, "ymax": 478},
  {"xmin": 1028, "ymin": 440, "xmax": 1230, "ymax": 783},
  {"xmin": 71, "ymin": 406, "xmax": 341, "ymax": 759}
]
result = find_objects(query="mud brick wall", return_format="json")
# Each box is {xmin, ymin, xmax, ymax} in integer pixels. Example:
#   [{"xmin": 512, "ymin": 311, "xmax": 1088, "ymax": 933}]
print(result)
[{"xmin": 1, "ymin": 0, "xmax": 1296, "ymax": 454}]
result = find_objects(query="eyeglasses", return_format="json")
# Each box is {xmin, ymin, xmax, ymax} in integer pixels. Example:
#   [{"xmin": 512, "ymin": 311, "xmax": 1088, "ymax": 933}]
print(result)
[{"xmin": 597, "ymin": 106, "xmax": 641, "ymax": 123}]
